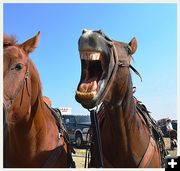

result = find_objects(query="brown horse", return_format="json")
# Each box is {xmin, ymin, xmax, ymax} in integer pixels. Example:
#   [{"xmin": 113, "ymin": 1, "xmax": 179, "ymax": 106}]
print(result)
[
  {"xmin": 75, "ymin": 29, "xmax": 166, "ymax": 168},
  {"xmin": 3, "ymin": 32, "xmax": 74, "ymax": 168}
]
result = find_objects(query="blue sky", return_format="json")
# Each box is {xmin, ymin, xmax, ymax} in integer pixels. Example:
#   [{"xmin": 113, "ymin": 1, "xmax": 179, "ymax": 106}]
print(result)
[{"xmin": 3, "ymin": 3, "xmax": 177, "ymax": 120}]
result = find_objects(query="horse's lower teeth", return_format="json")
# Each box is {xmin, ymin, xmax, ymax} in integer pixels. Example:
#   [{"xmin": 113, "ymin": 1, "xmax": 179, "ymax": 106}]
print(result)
[{"xmin": 76, "ymin": 91, "xmax": 96, "ymax": 100}]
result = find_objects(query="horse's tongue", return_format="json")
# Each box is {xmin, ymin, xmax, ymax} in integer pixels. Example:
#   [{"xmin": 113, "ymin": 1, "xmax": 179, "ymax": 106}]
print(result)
[{"xmin": 79, "ymin": 80, "xmax": 97, "ymax": 92}]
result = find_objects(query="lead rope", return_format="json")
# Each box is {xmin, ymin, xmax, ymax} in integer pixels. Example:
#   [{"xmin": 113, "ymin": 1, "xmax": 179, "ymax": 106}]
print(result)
[
  {"xmin": 84, "ymin": 131, "xmax": 91, "ymax": 168},
  {"xmin": 89, "ymin": 107, "xmax": 104, "ymax": 168}
]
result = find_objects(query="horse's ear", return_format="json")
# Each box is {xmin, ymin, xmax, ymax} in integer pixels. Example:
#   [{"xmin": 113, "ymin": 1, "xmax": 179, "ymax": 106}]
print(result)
[
  {"xmin": 128, "ymin": 37, "xmax": 137, "ymax": 55},
  {"xmin": 21, "ymin": 31, "xmax": 40, "ymax": 54}
]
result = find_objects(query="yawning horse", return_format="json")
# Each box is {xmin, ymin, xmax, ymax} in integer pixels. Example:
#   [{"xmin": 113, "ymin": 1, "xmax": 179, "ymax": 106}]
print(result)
[
  {"xmin": 75, "ymin": 29, "xmax": 166, "ymax": 168},
  {"xmin": 3, "ymin": 32, "xmax": 74, "ymax": 168}
]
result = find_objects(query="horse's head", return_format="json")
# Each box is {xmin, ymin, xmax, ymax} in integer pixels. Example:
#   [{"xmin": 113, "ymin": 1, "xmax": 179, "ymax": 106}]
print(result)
[
  {"xmin": 3, "ymin": 32, "xmax": 40, "ymax": 123},
  {"xmin": 75, "ymin": 29, "xmax": 137, "ymax": 109}
]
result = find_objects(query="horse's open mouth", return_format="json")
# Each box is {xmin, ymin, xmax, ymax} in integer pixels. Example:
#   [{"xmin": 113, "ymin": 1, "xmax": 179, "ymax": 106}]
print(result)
[{"xmin": 76, "ymin": 51, "xmax": 107, "ymax": 104}]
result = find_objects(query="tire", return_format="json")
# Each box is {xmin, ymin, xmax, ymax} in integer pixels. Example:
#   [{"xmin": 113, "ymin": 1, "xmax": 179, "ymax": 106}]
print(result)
[{"xmin": 75, "ymin": 133, "xmax": 83, "ymax": 148}]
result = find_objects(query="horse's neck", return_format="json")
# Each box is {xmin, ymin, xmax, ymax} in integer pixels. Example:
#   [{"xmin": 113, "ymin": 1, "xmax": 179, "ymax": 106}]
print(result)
[
  {"xmin": 102, "ymin": 81, "xmax": 150, "ymax": 166},
  {"xmin": 24, "ymin": 97, "xmax": 58, "ymax": 146},
  {"xmin": 28, "ymin": 64, "xmax": 58, "ymax": 145},
  {"xmin": 103, "ymin": 84, "xmax": 137, "ymax": 143},
  {"xmin": 104, "ymin": 76, "xmax": 136, "ymax": 130},
  {"xmin": 5, "ymin": 97, "xmax": 59, "ymax": 167},
  {"xmin": 9, "ymin": 97, "xmax": 51, "ymax": 135},
  {"xmin": 6, "ymin": 73, "xmax": 58, "ymax": 163}
]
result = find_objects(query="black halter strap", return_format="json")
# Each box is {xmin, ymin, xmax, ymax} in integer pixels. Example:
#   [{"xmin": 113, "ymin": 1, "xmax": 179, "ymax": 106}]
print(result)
[
  {"xmin": 87, "ymin": 42, "xmax": 142, "ymax": 168},
  {"xmin": 89, "ymin": 104, "xmax": 104, "ymax": 168},
  {"xmin": 94, "ymin": 42, "xmax": 142, "ymax": 109},
  {"xmin": 118, "ymin": 61, "xmax": 142, "ymax": 82}
]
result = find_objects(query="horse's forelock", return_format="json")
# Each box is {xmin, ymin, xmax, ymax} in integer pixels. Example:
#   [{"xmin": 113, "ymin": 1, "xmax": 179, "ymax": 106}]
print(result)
[{"xmin": 3, "ymin": 34, "xmax": 17, "ymax": 47}]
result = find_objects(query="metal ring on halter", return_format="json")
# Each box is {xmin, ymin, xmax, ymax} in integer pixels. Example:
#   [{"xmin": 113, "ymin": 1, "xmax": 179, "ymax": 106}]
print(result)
[{"xmin": 88, "ymin": 102, "xmax": 103, "ymax": 113}]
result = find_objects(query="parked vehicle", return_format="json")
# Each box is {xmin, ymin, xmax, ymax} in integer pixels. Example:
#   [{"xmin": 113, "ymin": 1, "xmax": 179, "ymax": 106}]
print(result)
[{"xmin": 62, "ymin": 115, "xmax": 91, "ymax": 147}]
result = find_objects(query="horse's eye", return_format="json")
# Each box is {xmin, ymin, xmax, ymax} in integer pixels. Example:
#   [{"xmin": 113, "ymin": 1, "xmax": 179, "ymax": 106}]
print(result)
[{"xmin": 15, "ymin": 63, "xmax": 23, "ymax": 71}]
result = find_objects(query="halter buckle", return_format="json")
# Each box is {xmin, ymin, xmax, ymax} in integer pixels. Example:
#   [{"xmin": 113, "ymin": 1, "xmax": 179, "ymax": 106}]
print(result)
[{"xmin": 25, "ymin": 71, "xmax": 29, "ymax": 79}]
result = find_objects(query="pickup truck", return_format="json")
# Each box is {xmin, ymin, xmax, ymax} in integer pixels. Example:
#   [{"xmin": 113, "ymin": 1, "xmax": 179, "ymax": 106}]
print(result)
[{"xmin": 62, "ymin": 115, "xmax": 91, "ymax": 147}]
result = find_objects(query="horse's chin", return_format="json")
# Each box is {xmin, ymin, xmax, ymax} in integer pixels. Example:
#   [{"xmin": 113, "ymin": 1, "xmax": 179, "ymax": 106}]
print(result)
[
  {"xmin": 75, "ymin": 85, "xmax": 105, "ymax": 109},
  {"xmin": 75, "ymin": 90, "xmax": 96, "ymax": 109}
]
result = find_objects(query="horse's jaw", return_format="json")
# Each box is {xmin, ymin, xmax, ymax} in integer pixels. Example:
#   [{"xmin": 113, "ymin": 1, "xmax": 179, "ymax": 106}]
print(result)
[{"xmin": 75, "ymin": 30, "xmax": 115, "ymax": 109}]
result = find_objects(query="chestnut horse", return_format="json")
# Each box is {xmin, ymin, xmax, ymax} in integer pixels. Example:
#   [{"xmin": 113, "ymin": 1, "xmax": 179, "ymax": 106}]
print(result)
[
  {"xmin": 3, "ymin": 32, "xmax": 74, "ymax": 168},
  {"xmin": 75, "ymin": 29, "xmax": 166, "ymax": 168}
]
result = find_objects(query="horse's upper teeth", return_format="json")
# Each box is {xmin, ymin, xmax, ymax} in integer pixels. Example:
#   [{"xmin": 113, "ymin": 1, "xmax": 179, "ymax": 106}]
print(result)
[{"xmin": 80, "ymin": 52, "xmax": 101, "ymax": 60}]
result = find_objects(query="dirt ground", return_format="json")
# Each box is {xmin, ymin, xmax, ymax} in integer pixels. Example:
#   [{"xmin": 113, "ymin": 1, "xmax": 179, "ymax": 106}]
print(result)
[
  {"xmin": 72, "ymin": 138, "xmax": 177, "ymax": 168},
  {"xmin": 163, "ymin": 137, "xmax": 177, "ymax": 156},
  {"xmin": 72, "ymin": 147, "xmax": 86, "ymax": 168}
]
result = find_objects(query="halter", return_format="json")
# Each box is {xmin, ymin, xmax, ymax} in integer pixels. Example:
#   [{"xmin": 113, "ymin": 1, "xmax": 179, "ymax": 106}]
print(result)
[
  {"xmin": 3, "ymin": 62, "xmax": 76, "ymax": 168},
  {"xmin": 3, "ymin": 62, "xmax": 30, "ymax": 167},
  {"xmin": 86, "ymin": 32, "xmax": 143, "ymax": 168},
  {"xmin": 3, "ymin": 63, "xmax": 30, "ymax": 115},
  {"xmin": 94, "ymin": 35, "xmax": 142, "ymax": 108}
]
